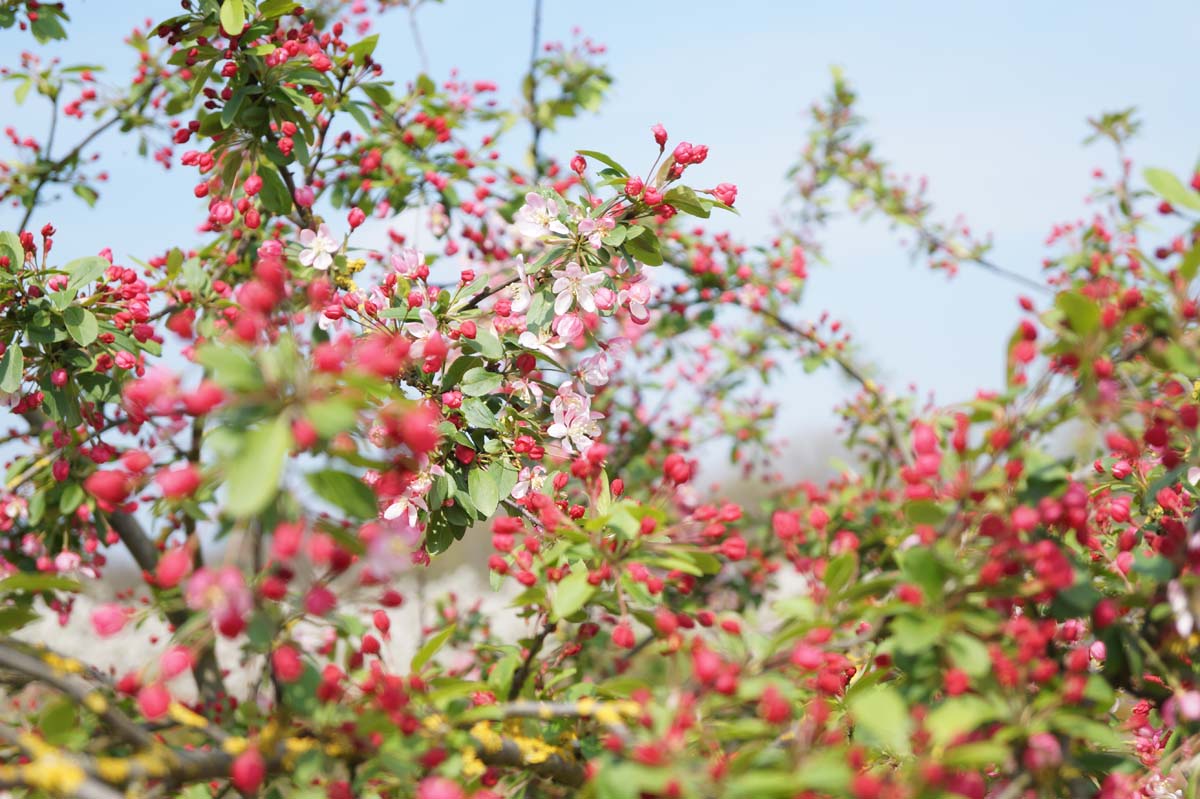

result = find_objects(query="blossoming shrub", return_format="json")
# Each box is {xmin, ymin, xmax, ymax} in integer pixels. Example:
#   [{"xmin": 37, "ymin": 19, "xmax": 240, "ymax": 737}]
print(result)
[{"xmin": 0, "ymin": 3, "xmax": 1197, "ymax": 799}]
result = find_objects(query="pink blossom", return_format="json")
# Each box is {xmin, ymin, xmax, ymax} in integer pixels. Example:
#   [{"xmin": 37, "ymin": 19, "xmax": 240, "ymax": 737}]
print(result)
[{"xmin": 91, "ymin": 603, "xmax": 131, "ymax": 637}]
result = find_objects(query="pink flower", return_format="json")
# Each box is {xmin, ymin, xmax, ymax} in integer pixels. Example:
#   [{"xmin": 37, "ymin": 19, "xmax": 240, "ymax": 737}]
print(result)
[
  {"xmin": 712, "ymin": 183, "xmax": 738, "ymax": 207},
  {"xmin": 83, "ymin": 470, "xmax": 132, "ymax": 507},
  {"xmin": 159, "ymin": 646, "xmax": 194, "ymax": 680},
  {"xmin": 304, "ymin": 585, "xmax": 337, "ymax": 616},
  {"xmin": 1022, "ymin": 732, "xmax": 1063, "ymax": 771},
  {"xmin": 231, "ymin": 749, "xmax": 265, "ymax": 794},
  {"xmin": 91, "ymin": 603, "xmax": 131, "ymax": 637},
  {"xmin": 1177, "ymin": 690, "xmax": 1200, "ymax": 722},
  {"xmin": 186, "ymin": 566, "xmax": 253, "ymax": 638},
  {"xmin": 156, "ymin": 546, "xmax": 193, "ymax": 589},
  {"xmin": 154, "ymin": 465, "xmax": 202, "ymax": 499},
  {"xmin": 416, "ymin": 777, "xmax": 464, "ymax": 799},
  {"xmin": 272, "ymin": 645, "xmax": 305, "ymax": 683},
  {"xmin": 137, "ymin": 681, "xmax": 171, "ymax": 720}
]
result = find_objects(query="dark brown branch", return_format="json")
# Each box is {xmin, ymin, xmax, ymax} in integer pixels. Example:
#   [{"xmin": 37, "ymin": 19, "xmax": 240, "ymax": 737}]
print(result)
[
  {"xmin": 0, "ymin": 638, "xmax": 154, "ymax": 749},
  {"xmin": 463, "ymin": 276, "xmax": 517, "ymax": 312},
  {"xmin": 105, "ymin": 510, "xmax": 225, "ymax": 703},
  {"xmin": 508, "ymin": 621, "xmax": 555, "ymax": 700},
  {"xmin": 17, "ymin": 77, "xmax": 161, "ymax": 232}
]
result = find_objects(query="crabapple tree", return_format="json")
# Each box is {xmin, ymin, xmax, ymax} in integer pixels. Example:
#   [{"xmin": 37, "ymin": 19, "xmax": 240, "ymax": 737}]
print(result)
[{"xmin": 0, "ymin": 3, "xmax": 1196, "ymax": 799}]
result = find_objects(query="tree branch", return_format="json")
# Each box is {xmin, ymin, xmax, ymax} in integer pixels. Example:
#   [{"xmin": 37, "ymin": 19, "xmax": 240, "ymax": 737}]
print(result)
[{"xmin": 0, "ymin": 639, "xmax": 154, "ymax": 749}]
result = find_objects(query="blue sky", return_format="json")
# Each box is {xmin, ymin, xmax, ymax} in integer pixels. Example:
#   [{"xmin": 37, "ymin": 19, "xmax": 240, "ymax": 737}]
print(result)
[{"xmin": 4, "ymin": 0, "xmax": 1200, "ymax": 443}]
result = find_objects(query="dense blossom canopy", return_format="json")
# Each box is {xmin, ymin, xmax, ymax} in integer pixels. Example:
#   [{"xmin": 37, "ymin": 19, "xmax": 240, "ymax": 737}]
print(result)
[{"xmin": 0, "ymin": 2, "xmax": 1197, "ymax": 799}]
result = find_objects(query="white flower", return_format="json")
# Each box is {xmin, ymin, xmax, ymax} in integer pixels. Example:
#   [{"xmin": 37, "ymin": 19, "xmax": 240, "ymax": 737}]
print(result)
[
  {"xmin": 514, "ymin": 192, "xmax": 569, "ymax": 240},
  {"xmin": 510, "ymin": 255, "xmax": 536, "ymax": 314},
  {"xmin": 547, "ymin": 408, "xmax": 602, "ymax": 455},
  {"xmin": 550, "ymin": 381, "xmax": 589, "ymax": 417},
  {"xmin": 578, "ymin": 215, "xmax": 615, "ymax": 248},
  {"xmin": 382, "ymin": 462, "xmax": 443, "ymax": 526},
  {"xmin": 547, "ymin": 381, "xmax": 603, "ymax": 455},
  {"xmin": 551, "ymin": 262, "xmax": 605, "ymax": 316},
  {"xmin": 298, "ymin": 224, "xmax": 339, "ymax": 271},
  {"xmin": 1144, "ymin": 775, "xmax": 1184, "ymax": 799},
  {"xmin": 510, "ymin": 377, "xmax": 545, "ymax": 408},
  {"xmin": 511, "ymin": 465, "xmax": 547, "ymax": 500},
  {"xmin": 1167, "ymin": 579, "xmax": 1195, "ymax": 638},
  {"xmin": 518, "ymin": 328, "xmax": 565, "ymax": 361},
  {"xmin": 579, "ymin": 352, "xmax": 611, "ymax": 387}
]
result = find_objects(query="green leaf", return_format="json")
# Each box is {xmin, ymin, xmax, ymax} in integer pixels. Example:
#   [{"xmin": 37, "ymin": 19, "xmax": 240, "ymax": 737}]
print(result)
[
  {"xmin": 0, "ymin": 345, "xmax": 22, "ymax": 393},
  {"xmin": 260, "ymin": 0, "xmax": 299, "ymax": 18},
  {"xmin": 903, "ymin": 499, "xmax": 947, "ymax": 525},
  {"xmin": 467, "ymin": 467, "xmax": 500, "ymax": 517},
  {"xmin": 1055, "ymin": 292, "xmax": 1101, "ymax": 336},
  {"xmin": 794, "ymin": 751, "xmax": 853, "ymax": 792},
  {"xmin": 926, "ymin": 696, "xmax": 1000, "ymax": 746},
  {"xmin": 411, "ymin": 624, "xmax": 456, "ymax": 671},
  {"xmin": 64, "ymin": 256, "xmax": 109, "ymax": 294},
  {"xmin": 822, "ymin": 552, "xmax": 856, "ymax": 596},
  {"xmin": 219, "ymin": 0, "xmax": 246, "ymax": 36},
  {"xmin": 623, "ymin": 228, "xmax": 663, "ymax": 266},
  {"xmin": 487, "ymin": 652, "xmax": 521, "ymax": 697},
  {"xmin": 72, "ymin": 184, "xmax": 99, "ymax": 207},
  {"xmin": 1144, "ymin": 167, "xmax": 1200, "ymax": 212},
  {"xmin": 460, "ymin": 367, "xmax": 503, "ymax": 397},
  {"xmin": 899, "ymin": 547, "xmax": 946, "ymax": 600},
  {"xmin": 1179, "ymin": 244, "xmax": 1200, "ymax": 282},
  {"xmin": 224, "ymin": 416, "xmax": 292, "ymax": 518},
  {"xmin": 59, "ymin": 482, "xmax": 85, "ymax": 514},
  {"xmin": 258, "ymin": 168, "xmax": 292, "ymax": 215},
  {"xmin": 38, "ymin": 700, "xmax": 77, "ymax": 745},
  {"xmin": 575, "ymin": 149, "xmax": 629, "ymax": 177},
  {"xmin": 63, "ymin": 306, "xmax": 98, "ymax": 346},
  {"xmin": 0, "ymin": 231, "xmax": 22, "ymax": 266},
  {"xmin": 663, "ymin": 186, "xmax": 711, "ymax": 218},
  {"xmin": 460, "ymin": 397, "xmax": 496, "ymax": 430},
  {"xmin": 221, "ymin": 87, "xmax": 247, "ymax": 128},
  {"xmin": 941, "ymin": 741, "xmax": 1009, "ymax": 768},
  {"xmin": 891, "ymin": 614, "xmax": 945, "ymax": 654},
  {"xmin": 197, "ymin": 344, "xmax": 262, "ymax": 391},
  {"xmin": 945, "ymin": 633, "xmax": 991, "ymax": 677},
  {"xmin": 424, "ymin": 510, "xmax": 465, "ymax": 555},
  {"xmin": 469, "ymin": 326, "xmax": 504, "ymax": 359},
  {"xmin": 306, "ymin": 469, "xmax": 377, "ymax": 518},
  {"xmin": 726, "ymin": 772, "xmax": 802, "ymax": 799},
  {"xmin": 1049, "ymin": 578, "xmax": 1101, "ymax": 620},
  {"xmin": 847, "ymin": 684, "xmax": 911, "ymax": 754},
  {"xmin": 1132, "ymin": 552, "xmax": 1174, "ymax": 582},
  {"xmin": 0, "ymin": 573, "xmax": 81, "ymax": 594},
  {"xmin": 0, "ymin": 606, "xmax": 38, "ymax": 632},
  {"xmin": 551, "ymin": 566, "xmax": 595, "ymax": 621},
  {"xmin": 305, "ymin": 398, "xmax": 357, "ymax": 438}
]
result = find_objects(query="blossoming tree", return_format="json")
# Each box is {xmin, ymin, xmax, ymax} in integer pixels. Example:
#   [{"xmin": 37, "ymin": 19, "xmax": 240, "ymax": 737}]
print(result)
[{"xmin": 0, "ymin": 2, "xmax": 1198, "ymax": 799}]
